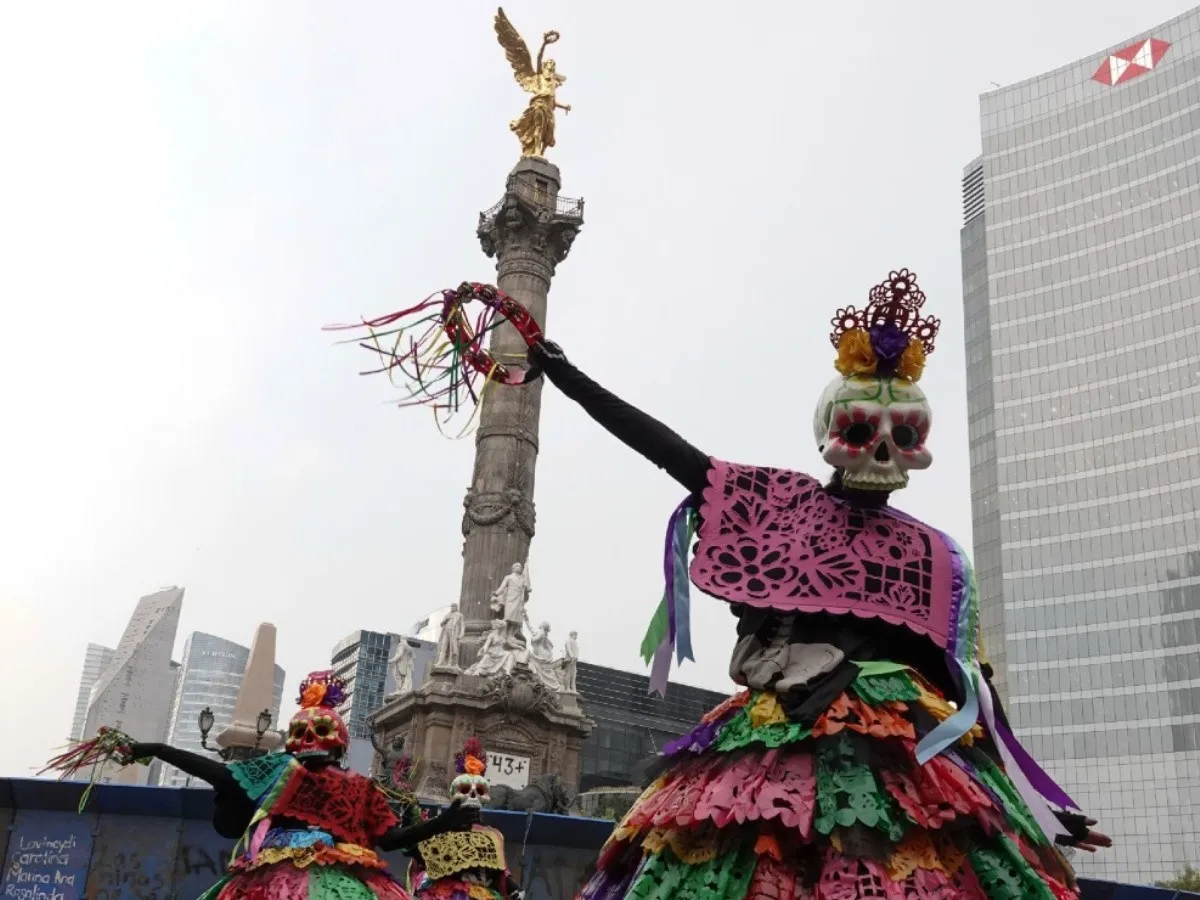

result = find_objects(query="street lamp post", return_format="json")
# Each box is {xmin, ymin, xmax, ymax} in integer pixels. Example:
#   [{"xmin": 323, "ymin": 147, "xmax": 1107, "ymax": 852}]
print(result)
[{"xmin": 197, "ymin": 707, "xmax": 274, "ymax": 762}]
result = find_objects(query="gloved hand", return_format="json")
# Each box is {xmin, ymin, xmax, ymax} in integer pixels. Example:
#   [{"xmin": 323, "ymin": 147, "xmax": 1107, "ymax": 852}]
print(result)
[
  {"xmin": 1054, "ymin": 811, "xmax": 1112, "ymax": 851},
  {"xmin": 528, "ymin": 339, "xmax": 568, "ymax": 366},
  {"xmin": 435, "ymin": 799, "xmax": 481, "ymax": 833}
]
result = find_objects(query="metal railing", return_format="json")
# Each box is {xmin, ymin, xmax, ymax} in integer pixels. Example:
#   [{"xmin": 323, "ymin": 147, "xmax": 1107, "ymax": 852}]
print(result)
[{"xmin": 479, "ymin": 175, "xmax": 585, "ymax": 224}]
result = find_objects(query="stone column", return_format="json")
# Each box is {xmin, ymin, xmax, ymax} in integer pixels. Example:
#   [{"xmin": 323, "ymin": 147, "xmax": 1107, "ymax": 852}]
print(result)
[{"xmin": 457, "ymin": 158, "xmax": 583, "ymax": 665}]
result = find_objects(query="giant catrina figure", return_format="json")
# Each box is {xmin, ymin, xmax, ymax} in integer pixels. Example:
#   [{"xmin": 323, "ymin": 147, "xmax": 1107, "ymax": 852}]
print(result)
[
  {"xmin": 43, "ymin": 671, "xmax": 477, "ymax": 900},
  {"xmin": 524, "ymin": 270, "xmax": 1111, "ymax": 899}
]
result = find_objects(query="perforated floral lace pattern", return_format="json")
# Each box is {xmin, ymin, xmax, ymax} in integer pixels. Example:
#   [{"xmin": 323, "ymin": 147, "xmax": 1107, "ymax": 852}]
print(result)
[
  {"xmin": 417, "ymin": 828, "xmax": 507, "ymax": 881},
  {"xmin": 814, "ymin": 736, "xmax": 904, "ymax": 841},
  {"xmin": 627, "ymin": 844, "xmax": 757, "ymax": 900},
  {"xmin": 587, "ymin": 681, "xmax": 1083, "ymax": 900},
  {"xmin": 814, "ymin": 694, "xmax": 915, "ymax": 740},
  {"xmin": 746, "ymin": 854, "xmax": 812, "ymax": 900},
  {"xmin": 230, "ymin": 753, "xmax": 297, "ymax": 801},
  {"xmin": 272, "ymin": 767, "xmax": 399, "ymax": 847},
  {"xmin": 415, "ymin": 877, "xmax": 503, "ymax": 900},
  {"xmin": 630, "ymin": 750, "xmax": 816, "ymax": 836},
  {"xmin": 852, "ymin": 671, "xmax": 922, "ymax": 706},
  {"xmin": 692, "ymin": 462, "xmax": 953, "ymax": 646}
]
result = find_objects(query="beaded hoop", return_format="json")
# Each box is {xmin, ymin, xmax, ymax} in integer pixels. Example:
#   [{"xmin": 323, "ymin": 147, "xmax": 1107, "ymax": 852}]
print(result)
[{"xmin": 326, "ymin": 281, "xmax": 544, "ymax": 433}]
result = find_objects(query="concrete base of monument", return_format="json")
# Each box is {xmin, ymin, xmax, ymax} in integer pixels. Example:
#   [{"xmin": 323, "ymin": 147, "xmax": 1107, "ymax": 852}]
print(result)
[{"xmin": 369, "ymin": 662, "xmax": 593, "ymax": 805}]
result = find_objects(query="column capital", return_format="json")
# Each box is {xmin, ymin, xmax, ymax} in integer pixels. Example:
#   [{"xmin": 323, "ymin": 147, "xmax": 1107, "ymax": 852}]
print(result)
[{"xmin": 476, "ymin": 161, "xmax": 584, "ymax": 280}]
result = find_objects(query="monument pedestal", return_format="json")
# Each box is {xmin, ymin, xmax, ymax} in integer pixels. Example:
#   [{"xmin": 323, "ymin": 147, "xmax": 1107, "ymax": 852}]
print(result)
[{"xmin": 370, "ymin": 664, "xmax": 591, "ymax": 803}]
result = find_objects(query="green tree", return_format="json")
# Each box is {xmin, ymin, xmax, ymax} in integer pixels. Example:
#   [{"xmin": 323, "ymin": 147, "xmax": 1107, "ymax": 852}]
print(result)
[{"xmin": 1155, "ymin": 863, "xmax": 1200, "ymax": 891}]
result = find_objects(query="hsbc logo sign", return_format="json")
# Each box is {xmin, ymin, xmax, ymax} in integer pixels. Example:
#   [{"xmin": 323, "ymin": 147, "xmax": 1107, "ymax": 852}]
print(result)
[{"xmin": 1091, "ymin": 38, "xmax": 1171, "ymax": 86}]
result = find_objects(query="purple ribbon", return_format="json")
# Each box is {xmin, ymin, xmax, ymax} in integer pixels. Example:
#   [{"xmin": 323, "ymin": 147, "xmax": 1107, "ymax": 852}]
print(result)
[{"xmin": 990, "ymin": 694, "xmax": 1078, "ymax": 810}]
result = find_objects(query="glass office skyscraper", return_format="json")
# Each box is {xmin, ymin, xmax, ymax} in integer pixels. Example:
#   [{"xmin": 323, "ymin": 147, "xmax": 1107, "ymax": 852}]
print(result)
[
  {"xmin": 964, "ymin": 8, "xmax": 1200, "ymax": 882},
  {"xmin": 158, "ymin": 632, "xmax": 286, "ymax": 787},
  {"xmin": 68, "ymin": 643, "xmax": 115, "ymax": 742}
]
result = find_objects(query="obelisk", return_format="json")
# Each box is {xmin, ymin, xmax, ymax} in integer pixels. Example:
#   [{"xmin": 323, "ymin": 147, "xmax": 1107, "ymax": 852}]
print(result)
[
  {"xmin": 457, "ymin": 165, "xmax": 583, "ymax": 663},
  {"xmin": 216, "ymin": 622, "xmax": 284, "ymax": 759}
]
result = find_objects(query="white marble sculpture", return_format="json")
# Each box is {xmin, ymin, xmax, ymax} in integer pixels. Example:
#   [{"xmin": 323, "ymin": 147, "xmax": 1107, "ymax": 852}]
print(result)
[
  {"xmin": 560, "ymin": 630, "xmax": 579, "ymax": 694},
  {"xmin": 465, "ymin": 619, "xmax": 519, "ymax": 679},
  {"xmin": 435, "ymin": 604, "xmax": 466, "ymax": 669},
  {"xmin": 490, "ymin": 561, "xmax": 531, "ymax": 649},
  {"xmin": 388, "ymin": 638, "xmax": 415, "ymax": 696},
  {"xmin": 527, "ymin": 621, "xmax": 562, "ymax": 691}
]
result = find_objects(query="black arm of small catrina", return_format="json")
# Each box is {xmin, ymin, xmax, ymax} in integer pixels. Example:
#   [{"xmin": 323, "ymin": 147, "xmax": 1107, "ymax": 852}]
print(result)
[
  {"xmin": 531, "ymin": 341, "xmax": 712, "ymax": 495},
  {"xmin": 129, "ymin": 743, "xmax": 237, "ymax": 792},
  {"xmin": 376, "ymin": 800, "xmax": 478, "ymax": 852}
]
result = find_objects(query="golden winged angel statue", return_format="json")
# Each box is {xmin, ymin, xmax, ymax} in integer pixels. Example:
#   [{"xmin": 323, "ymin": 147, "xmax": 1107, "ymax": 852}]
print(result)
[{"xmin": 494, "ymin": 7, "xmax": 571, "ymax": 158}]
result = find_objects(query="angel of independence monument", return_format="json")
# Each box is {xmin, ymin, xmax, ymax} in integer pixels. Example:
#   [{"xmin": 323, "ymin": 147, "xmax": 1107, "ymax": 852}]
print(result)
[{"xmin": 370, "ymin": 9, "xmax": 591, "ymax": 804}]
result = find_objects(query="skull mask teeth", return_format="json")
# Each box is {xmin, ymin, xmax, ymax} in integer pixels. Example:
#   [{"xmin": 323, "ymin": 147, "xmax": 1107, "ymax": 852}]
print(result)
[
  {"xmin": 285, "ymin": 707, "xmax": 349, "ymax": 761},
  {"xmin": 814, "ymin": 376, "xmax": 933, "ymax": 492},
  {"xmin": 450, "ymin": 773, "xmax": 491, "ymax": 809}
]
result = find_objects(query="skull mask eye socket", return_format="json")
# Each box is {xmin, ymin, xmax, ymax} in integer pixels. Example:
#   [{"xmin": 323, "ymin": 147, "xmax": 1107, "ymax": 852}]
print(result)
[
  {"xmin": 314, "ymin": 722, "xmax": 331, "ymax": 738},
  {"xmin": 289, "ymin": 722, "xmax": 308, "ymax": 738},
  {"xmin": 841, "ymin": 421, "xmax": 876, "ymax": 447},
  {"xmin": 458, "ymin": 783, "xmax": 471, "ymax": 795},
  {"xmin": 891, "ymin": 423, "xmax": 921, "ymax": 450}
]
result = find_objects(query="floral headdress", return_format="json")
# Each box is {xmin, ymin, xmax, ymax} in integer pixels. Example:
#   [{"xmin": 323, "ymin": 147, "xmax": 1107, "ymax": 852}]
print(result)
[
  {"xmin": 829, "ymin": 269, "xmax": 940, "ymax": 383},
  {"xmin": 297, "ymin": 670, "xmax": 347, "ymax": 709},
  {"xmin": 454, "ymin": 736, "xmax": 488, "ymax": 777}
]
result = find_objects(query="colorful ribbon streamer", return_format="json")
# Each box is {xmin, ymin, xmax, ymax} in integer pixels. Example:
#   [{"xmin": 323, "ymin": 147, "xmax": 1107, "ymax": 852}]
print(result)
[
  {"xmin": 642, "ymin": 497, "xmax": 697, "ymax": 695},
  {"xmin": 913, "ymin": 528, "xmax": 1076, "ymax": 840}
]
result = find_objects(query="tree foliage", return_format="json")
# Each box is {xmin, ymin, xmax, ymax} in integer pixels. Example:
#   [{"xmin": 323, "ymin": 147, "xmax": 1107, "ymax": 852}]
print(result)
[{"xmin": 1155, "ymin": 863, "xmax": 1200, "ymax": 891}]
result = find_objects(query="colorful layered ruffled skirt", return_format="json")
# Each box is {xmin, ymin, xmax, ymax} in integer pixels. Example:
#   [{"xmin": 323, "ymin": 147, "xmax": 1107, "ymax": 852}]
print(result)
[
  {"xmin": 413, "ymin": 876, "xmax": 507, "ymax": 900},
  {"xmin": 197, "ymin": 828, "xmax": 411, "ymax": 900},
  {"xmin": 581, "ymin": 664, "xmax": 1078, "ymax": 900}
]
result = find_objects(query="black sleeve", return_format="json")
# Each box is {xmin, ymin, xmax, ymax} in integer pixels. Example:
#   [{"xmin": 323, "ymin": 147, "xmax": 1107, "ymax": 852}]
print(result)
[
  {"xmin": 130, "ymin": 743, "xmax": 236, "ymax": 793},
  {"xmin": 536, "ymin": 349, "xmax": 711, "ymax": 495},
  {"xmin": 376, "ymin": 801, "xmax": 480, "ymax": 852},
  {"xmin": 212, "ymin": 791, "xmax": 258, "ymax": 839},
  {"xmin": 375, "ymin": 817, "xmax": 453, "ymax": 853}
]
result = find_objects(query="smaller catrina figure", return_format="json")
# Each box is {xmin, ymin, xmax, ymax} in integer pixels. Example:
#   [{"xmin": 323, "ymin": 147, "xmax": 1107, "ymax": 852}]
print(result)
[
  {"xmin": 410, "ymin": 738, "xmax": 524, "ymax": 900},
  {"xmin": 42, "ymin": 670, "xmax": 478, "ymax": 900}
]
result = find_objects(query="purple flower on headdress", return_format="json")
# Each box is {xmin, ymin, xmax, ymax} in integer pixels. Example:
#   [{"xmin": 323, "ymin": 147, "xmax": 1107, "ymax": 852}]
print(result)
[
  {"xmin": 868, "ymin": 322, "xmax": 910, "ymax": 375},
  {"xmin": 324, "ymin": 681, "xmax": 347, "ymax": 707}
]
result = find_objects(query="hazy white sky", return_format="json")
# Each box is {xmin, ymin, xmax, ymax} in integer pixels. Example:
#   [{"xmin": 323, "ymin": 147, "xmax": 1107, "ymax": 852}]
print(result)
[{"xmin": 0, "ymin": 0, "xmax": 1188, "ymax": 778}]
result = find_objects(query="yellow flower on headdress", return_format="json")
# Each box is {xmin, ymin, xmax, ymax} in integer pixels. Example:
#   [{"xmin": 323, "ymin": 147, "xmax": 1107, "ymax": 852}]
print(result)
[
  {"xmin": 835, "ymin": 329, "xmax": 877, "ymax": 377},
  {"xmin": 896, "ymin": 340, "xmax": 926, "ymax": 382}
]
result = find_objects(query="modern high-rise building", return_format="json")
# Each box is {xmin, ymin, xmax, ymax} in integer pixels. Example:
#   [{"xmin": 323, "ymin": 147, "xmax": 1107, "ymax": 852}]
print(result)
[
  {"xmin": 68, "ymin": 643, "xmax": 115, "ymax": 742},
  {"xmin": 575, "ymin": 662, "xmax": 728, "ymax": 792},
  {"xmin": 963, "ymin": 8, "xmax": 1200, "ymax": 882},
  {"xmin": 331, "ymin": 630, "xmax": 435, "ymax": 741},
  {"xmin": 157, "ymin": 632, "xmax": 286, "ymax": 787},
  {"xmin": 81, "ymin": 586, "xmax": 184, "ymax": 786}
]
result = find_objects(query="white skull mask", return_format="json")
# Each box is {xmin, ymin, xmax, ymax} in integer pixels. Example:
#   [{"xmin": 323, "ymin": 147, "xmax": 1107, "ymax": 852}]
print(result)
[
  {"xmin": 450, "ymin": 772, "xmax": 490, "ymax": 809},
  {"xmin": 813, "ymin": 376, "xmax": 932, "ymax": 492}
]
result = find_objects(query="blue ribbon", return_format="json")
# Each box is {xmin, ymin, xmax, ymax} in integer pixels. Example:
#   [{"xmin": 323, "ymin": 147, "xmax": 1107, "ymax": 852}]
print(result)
[
  {"xmin": 670, "ymin": 506, "xmax": 695, "ymax": 664},
  {"xmin": 916, "ymin": 657, "xmax": 981, "ymax": 764}
]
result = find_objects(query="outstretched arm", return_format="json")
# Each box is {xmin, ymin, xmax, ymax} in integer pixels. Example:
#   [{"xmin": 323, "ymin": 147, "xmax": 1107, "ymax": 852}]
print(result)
[
  {"xmin": 129, "ymin": 743, "xmax": 236, "ymax": 793},
  {"xmin": 531, "ymin": 341, "xmax": 711, "ymax": 495},
  {"xmin": 376, "ymin": 800, "xmax": 480, "ymax": 852},
  {"xmin": 129, "ymin": 743, "xmax": 253, "ymax": 839}
]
